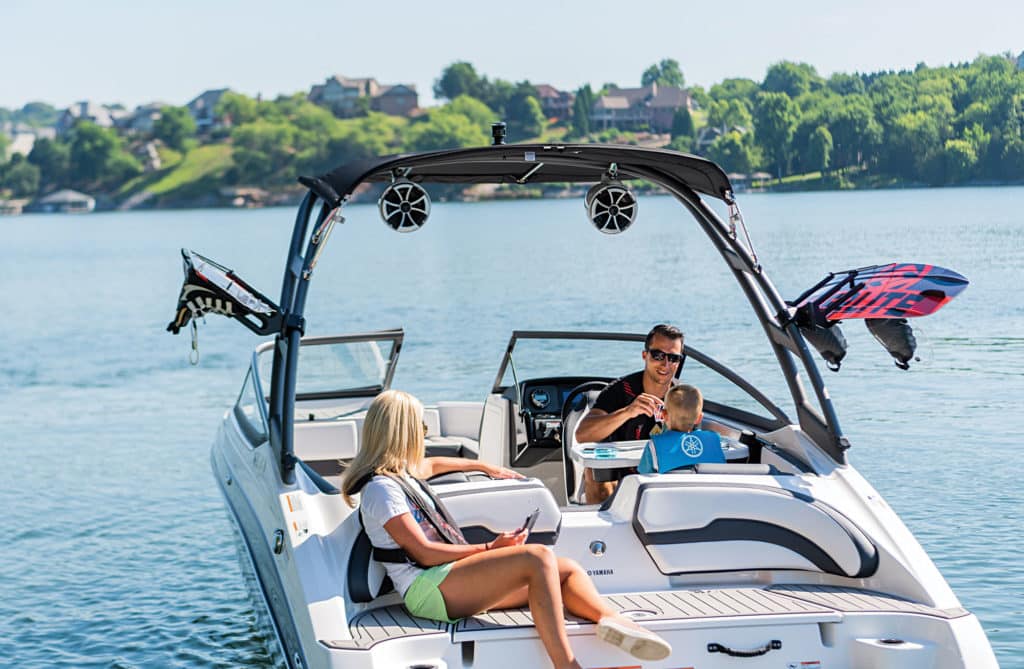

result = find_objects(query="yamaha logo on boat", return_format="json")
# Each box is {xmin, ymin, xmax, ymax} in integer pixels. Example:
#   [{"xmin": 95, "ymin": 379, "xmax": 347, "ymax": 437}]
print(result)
[{"xmin": 586, "ymin": 568, "xmax": 614, "ymax": 576}]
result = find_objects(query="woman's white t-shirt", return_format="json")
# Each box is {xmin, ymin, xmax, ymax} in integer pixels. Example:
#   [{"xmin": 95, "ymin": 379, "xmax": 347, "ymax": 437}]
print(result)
[{"xmin": 360, "ymin": 473, "xmax": 444, "ymax": 596}]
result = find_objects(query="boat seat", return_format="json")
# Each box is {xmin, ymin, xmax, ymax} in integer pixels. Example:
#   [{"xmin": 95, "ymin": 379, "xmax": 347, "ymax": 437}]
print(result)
[
  {"xmin": 434, "ymin": 477, "xmax": 563, "ymax": 546},
  {"xmin": 561, "ymin": 387, "xmax": 605, "ymax": 504},
  {"xmin": 347, "ymin": 520, "xmax": 396, "ymax": 604},
  {"xmin": 630, "ymin": 478, "xmax": 878, "ymax": 578},
  {"xmin": 293, "ymin": 420, "xmax": 359, "ymax": 483}
]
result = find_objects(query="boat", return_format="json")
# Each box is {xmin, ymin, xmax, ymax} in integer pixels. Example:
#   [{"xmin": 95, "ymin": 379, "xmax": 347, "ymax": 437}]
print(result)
[{"xmin": 168, "ymin": 129, "xmax": 998, "ymax": 668}]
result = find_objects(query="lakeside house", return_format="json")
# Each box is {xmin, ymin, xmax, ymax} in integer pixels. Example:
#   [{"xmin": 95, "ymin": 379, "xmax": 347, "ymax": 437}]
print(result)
[
  {"xmin": 694, "ymin": 123, "xmax": 750, "ymax": 153},
  {"xmin": 1, "ymin": 121, "xmax": 55, "ymax": 159},
  {"xmin": 187, "ymin": 88, "xmax": 230, "ymax": 133},
  {"xmin": 27, "ymin": 189, "xmax": 96, "ymax": 213},
  {"xmin": 55, "ymin": 101, "xmax": 124, "ymax": 135},
  {"xmin": 308, "ymin": 75, "xmax": 419, "ymax": 117},
  {"xmin": 590, "ymin": 83, "xmax": 694, "ymax": 133},
  {"xmin": 118, "ymin": 102, "xmax": 170, "ymax": 134},
  {"xmin": 535, "ymin": 84, "xmax": 575, "ymax": 121},
  {"xmin": 0, "ymin": 198, "xmax": 30, "ymax": 215}
]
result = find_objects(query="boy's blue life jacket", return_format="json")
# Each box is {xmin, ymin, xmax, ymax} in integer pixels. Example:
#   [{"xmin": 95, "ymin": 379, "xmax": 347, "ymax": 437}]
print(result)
[{"xmin": 638, "ymin": 429, "xmax": 725, "ymax": 474}]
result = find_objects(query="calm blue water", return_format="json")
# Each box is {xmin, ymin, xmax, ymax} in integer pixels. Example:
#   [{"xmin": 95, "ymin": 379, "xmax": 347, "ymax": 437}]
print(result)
[{"xmin": 1, "ymin": 188, "xmax": 1022, "ymax": 667}]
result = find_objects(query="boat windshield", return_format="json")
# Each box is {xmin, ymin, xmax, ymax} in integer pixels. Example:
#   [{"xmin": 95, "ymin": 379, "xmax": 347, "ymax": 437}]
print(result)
[
  {"xmin": 499, "ymin": 337, "xmax": 643, "ymax": 385},
  {"xmin": 258, "ymin": 334, "xmax": 399, "ymax": 400},
  {"xmin": 498, "ymin": 333, "xmax": 788, "ymax": 426}
]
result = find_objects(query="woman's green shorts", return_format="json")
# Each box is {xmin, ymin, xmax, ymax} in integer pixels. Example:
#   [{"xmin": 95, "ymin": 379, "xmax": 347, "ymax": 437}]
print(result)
[{"xmin": 404, "ymin": 562, "xmax": 458, "ymax": 623}]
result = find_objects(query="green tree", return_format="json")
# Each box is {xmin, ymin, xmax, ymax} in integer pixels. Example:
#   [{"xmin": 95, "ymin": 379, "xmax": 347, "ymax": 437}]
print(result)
[
  {"xmin": 434, "ymin": 62, "xmax": 483, "ymax": 101},
  {"xmin": 0, "ymin": 133, "xmax": 8, "ymax": 159},
  {"xmin": 325, "ymin": 113, "xmax": 407, "ymax": 167},
  {"xmin": 16, "ymin": 102, "xmax": 59, "ymax": 127},
  {"xmin": 763, "ymin": 61, "xmax": 823, "ymax": 98},
  {"xmin": 707, "ymin": 99, "xmax": 753, "ymax": 132},
  {"xmin": 827, "ymin": 73, "xmax": 866, "ymax": 96},
  {"xmin": 666, "ymin": 135, "xmax": 692, "ymax": 153},
  {"xmin": 671, "ymin": 107, "xmax": 694, "ymax": 139},
  {"xmin": 503, "ymin": 83, "xmax": 544, "ymax": 138},
  {"xmin": 28, "ymin": 137, "xmax": 71, "ymax": 188},
  {"xmin": 827, "ymin": 95, "xmax": 882, "ymax": 168},
  {"xmin": 807, "ymin": 125, "xmax": 833, "ymax": 173},
  {"xmin": 709, "ymin": 78, "xmax": 759, "ymax": 103},
  {"xmin": 406, "ymin": 111, "xmax": 488, "ymax": 151},
  {"xmin": 941, "ymin": 139, "xmax": 977, "ymax": 183},
  {"xmin": 641, "ymin": 58, "xmax": 685, "ymax": 88},
  {"xmin": 153, "ymin": 106, "xmax": 197, "ymax": 151},
  {"xmin": 1, "ymin": 154, "xmax": 41, "ymax": 197},
  {"xmin": 67, "ymin": 121, "xmax": 141, "ymax": 189},
  {"xmin": 753, "ymin": 91, "xmax": 799, "ymax": 177},
  {"xmin": 687, "ymin": 85, "xmax": 711, "ymax": 109},
  {"xmin": 883, "ymin": 110, "xmax": 943, "ymax": 177},
  {"xmin": 515, "ymin": 96, "xmax": 545, "ymax": 138},
  {"xmin": 230, "ymin": 121, "xmax": 297, "ymax": 184},
  {"xmin": 706, "ymin": 131, "xmax": 758, "ymax": 173},
  {"xmin": 290, "ymin": 100, "xmax": 340, "ymax": 135},
  {"xmin": 571, "ymin": 85, "xmax": 594, "ymax": 137},
  {"xmin": 215, "ymin": 91, "xmax": 259, "ymax": 125},
  {"xmin": 445, "ymin": 96, "xmax": 497, "ymax": 129}
]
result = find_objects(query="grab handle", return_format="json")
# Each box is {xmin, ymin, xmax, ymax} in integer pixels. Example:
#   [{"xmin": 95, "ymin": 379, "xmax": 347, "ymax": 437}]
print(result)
[{"xmin": 707, "ymin": 639, "xmax": 782, "ymax": 658}]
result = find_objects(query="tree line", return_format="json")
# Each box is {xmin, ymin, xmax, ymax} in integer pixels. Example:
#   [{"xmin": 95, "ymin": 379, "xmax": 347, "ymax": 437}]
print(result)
[{"xmin": 1, "ymin": 54, "xmax": 1022, "ymax": 203}]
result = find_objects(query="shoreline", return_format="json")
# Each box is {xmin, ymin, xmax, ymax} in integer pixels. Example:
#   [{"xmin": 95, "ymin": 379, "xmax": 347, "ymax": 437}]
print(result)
[{"xmin": 4, "ymin": 178, "xmax": 1023, "ymax": 215}]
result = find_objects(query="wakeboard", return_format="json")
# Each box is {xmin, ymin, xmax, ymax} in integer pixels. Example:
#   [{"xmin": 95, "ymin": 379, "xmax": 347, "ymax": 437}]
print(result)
[{"xmin": 792, "ymin": 263, "xmax": 968, "ymax": 323}]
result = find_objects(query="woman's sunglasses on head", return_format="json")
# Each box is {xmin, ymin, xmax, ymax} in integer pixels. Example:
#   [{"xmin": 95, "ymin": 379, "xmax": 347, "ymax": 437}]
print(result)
[{"xmin": 646, "ymin": 348, "xmax": 683, "ymax": 364}]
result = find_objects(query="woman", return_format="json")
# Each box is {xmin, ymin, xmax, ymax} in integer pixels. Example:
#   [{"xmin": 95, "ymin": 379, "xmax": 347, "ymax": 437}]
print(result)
[{"xmin": 342, "ymin": 390, "xmax": 671, "ymax": 669}]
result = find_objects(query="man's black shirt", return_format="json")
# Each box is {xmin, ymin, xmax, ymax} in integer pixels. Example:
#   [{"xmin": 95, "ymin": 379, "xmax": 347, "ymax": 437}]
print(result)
[{"xmin": 593, "ymin": 371, "xmax": 656, "ymax": 442}]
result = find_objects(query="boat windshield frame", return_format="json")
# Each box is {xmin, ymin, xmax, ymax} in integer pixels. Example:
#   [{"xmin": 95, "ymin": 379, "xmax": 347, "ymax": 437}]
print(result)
[
  {"xmin": 264, "ymin": 143, "xmax": 848, "ymax": 483},
  {"xmin": 492, "ymin": 330, "xmax": 791, "ymax": 430}
]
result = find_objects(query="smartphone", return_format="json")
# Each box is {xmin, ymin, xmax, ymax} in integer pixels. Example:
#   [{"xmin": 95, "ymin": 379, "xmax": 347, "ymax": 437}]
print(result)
[{"xmin": 517, "ymin": 507, "xmax": 541, "ymax": 534}]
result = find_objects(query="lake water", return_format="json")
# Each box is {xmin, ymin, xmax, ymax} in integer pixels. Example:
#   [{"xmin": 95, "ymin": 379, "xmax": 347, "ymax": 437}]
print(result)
[{"xmin": 1, "ymin": 187, "xmax": 1022, "ymax": 667}]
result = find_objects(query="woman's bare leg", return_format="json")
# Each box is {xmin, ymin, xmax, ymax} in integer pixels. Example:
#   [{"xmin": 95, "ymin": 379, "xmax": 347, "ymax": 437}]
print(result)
[
  {"xmin": 438, "ymin": 544, "xmax": 579, "ymax": 669},
  {"xmin": 554, "ymin": 557, "xmax": 617, "ymax": 621}
]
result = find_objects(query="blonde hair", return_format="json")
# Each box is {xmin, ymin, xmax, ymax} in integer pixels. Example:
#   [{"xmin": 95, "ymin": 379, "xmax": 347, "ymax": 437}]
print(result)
[
  {"xmin": 341, "ymin": 389, "xmax": 425, "ymax": 507},
  {"xmin": 664, "ymin": 384, "xmax": 703, "ymax": 432}
]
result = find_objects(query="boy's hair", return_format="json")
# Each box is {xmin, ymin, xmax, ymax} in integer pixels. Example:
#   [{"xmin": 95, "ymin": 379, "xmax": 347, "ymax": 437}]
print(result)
[{"xmin": 664, "ymin": 384, "xmax": 703, "ymax": 431}]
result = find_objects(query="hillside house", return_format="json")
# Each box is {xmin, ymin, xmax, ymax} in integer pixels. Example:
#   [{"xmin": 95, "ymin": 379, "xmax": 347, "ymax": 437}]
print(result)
[
  {"xmin": 119, "ymin": 102, "xmax": 170, "ymax": 134},
  {"xmin": 187, "ymin": 88, "xmax": 229, "ymax": 132},
  {"xmin": 55, "ymin": 102, "xmax": 118, "ymax": 135},
  {"xmin": 590, "ymin": 83, "xmax": 694, "ymax": 133},
  {"xmin": 535, "ymin": 85, "xmax": 574, "ymax": 121},
  {"xmin": 371, "ymin": 84, "xmax": 418, "ymax": 117},
  {"xmin": 309, "ymin": 76, "xmax": 418, "ymax": 117}
]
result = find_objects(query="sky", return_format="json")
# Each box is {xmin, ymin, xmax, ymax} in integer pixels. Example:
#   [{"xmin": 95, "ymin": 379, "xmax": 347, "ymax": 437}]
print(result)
[{"xmin": 2, "ymin": 0, "xmax": 1022, "ymax": 111}]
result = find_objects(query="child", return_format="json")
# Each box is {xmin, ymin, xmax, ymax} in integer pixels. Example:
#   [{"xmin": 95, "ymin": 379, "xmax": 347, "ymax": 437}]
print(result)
[{"xmin": 638, "ymin": 384, "xmax": 725, "ymax": 473}]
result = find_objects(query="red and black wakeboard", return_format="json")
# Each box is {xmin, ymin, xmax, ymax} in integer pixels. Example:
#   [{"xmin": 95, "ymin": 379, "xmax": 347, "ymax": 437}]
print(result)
[{"xmin": 792, "ymin": 263, "xmax": 968, "ymax": 323}]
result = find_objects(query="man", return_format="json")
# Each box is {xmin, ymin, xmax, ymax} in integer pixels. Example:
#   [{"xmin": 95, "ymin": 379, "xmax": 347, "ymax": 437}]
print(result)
[{"xmin": 575, "ymin": 324, "xmax": 684, "ymax": 502}]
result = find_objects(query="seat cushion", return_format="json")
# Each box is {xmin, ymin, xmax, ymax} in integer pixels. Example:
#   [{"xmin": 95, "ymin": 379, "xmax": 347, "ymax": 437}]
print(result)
[{"xmin": 632, "ymin": 480, "xmax": 877, "ymax": 578}]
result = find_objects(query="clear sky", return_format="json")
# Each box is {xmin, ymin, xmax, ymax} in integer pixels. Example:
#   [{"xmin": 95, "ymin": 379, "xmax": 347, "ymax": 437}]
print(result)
[{"xmin": 2, "ymin": 0, "xmax": 1021, "ymax": 110}]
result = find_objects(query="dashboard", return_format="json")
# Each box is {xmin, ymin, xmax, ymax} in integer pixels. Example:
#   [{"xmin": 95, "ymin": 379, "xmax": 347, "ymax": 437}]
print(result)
[{"xmin": 510, "ymin": 376, "xmax": 610, "ymax": 446}]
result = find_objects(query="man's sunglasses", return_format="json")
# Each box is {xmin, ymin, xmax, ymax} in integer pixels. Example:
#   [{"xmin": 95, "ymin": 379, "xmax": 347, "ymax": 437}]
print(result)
[{"xmin": 646, "ymin": 348, "xmax": 683, "ymax": 364}]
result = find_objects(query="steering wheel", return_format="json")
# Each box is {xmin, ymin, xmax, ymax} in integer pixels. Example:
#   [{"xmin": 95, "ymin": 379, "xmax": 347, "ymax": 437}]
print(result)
[
  {"xmin": 560, "ymin": 380, "xmax": 609, "ymax": 503},
  {"xmin": 560, "ymin": 380, "xmax": 610, "ymax": 424}
]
